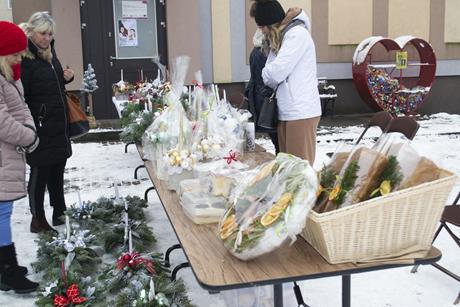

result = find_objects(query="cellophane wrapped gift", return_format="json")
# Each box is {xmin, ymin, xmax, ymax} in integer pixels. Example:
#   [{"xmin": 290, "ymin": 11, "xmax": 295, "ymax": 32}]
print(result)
[
  {"xmin": 218, "ymin": 153, "xmax": 318, "ymax": 260},
  {"xmin": 206, "ymin": 99, "xmax": 251, "ymax": 157},
  {"xmin": 372, "ymin": 132, "xmax": 443, "ymax": 190},
  {"xmin": 317, "ymin": 146, "xmax": 388, "ymax": 213}
]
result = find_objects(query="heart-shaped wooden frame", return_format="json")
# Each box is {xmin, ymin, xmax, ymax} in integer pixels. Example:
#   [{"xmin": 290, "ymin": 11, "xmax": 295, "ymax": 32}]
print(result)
[{"xmin": 352, "ymin": 36, "xmax": 436, "ymax": 114}]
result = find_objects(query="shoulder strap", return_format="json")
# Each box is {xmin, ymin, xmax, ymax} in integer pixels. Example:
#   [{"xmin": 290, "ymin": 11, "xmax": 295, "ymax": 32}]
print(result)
[{"xmin": 280, "ymin": 19, "xmax": 306, "ymax": 41}]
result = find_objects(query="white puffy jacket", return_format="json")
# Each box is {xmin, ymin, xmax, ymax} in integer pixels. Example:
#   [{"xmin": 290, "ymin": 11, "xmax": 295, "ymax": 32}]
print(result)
[{"xmin": 262, "ymin": 10, "xmax": 321, "ymax": 121}]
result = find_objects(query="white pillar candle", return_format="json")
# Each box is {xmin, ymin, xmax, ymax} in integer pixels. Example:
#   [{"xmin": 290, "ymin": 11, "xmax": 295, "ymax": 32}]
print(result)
[
  {"xmin": 157, "ymin": 68, "xmax": 161, "ymax": 81},
  {"xmin": 141, "ymin": 68, "xmax": 144, "ymax": 81},
  {"xmin": 223, "ymin": 89, "xmax": 227, "ymax": 102},
  {"xmin": 121, "ymin": 69, "xmax": 124, "ymax": 81}
]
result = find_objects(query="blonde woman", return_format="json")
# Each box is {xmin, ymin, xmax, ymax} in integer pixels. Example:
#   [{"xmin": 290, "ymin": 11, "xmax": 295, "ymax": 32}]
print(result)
[
  {"xmin": 22, "ymin": 12, "xmax": 75, "ymax": 233},
  {"xmin": 251, "ymin": 0, "xmax": 321, "ymax": 165},
  {"xmin": 0, "ymin": 21, "xmax": 39, "ymax": 293}
]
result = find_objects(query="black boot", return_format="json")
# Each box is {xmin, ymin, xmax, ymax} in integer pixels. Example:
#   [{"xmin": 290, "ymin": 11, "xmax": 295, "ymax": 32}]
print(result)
[
  {"xmin": 0, "ymin": 244, "xmax": 38, "ymax": 293},
  {"xmin": 52, "ymin": 208, "xmax": 66, "ymax": 226},
  {"xmin": 52, "ymin": 215, "xmax": 65, "ymax": 226},
  {"xmin": 30, "ymin": 216, "xmax": 57, "ymax": 234}
]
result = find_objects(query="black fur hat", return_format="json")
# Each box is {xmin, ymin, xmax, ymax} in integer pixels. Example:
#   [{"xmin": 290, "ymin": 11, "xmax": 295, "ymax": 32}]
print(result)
[{"xmin": 251, "ymin": 0, "xmax": 286, "ymax": 26}]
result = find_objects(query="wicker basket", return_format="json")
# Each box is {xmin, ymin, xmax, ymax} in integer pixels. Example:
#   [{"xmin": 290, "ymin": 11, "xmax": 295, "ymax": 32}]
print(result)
[{"xmin": 301, "ymin": 169, "xmax": 457, "ymax": 264}]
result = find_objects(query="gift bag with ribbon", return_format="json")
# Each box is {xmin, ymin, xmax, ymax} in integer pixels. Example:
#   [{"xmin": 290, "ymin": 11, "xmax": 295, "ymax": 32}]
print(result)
[{"xmin": 66, "ymin": 92, "xmax": 89, "ymax": 139}]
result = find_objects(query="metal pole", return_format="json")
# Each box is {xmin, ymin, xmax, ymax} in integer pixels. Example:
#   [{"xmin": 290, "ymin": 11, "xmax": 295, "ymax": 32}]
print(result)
[
  {"xmin": 274, "ymin": 284, "xmax": 283, "ymax": 307},
  {"xmin": 342, "ymin": 275, "xmax": 351, "ymax": 307}
]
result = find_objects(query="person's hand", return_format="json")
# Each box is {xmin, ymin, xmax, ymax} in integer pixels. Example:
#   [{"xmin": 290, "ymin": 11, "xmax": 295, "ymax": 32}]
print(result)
[
  {"xmin": 63, "ymin": 65, "xmax": 74, "ymax": 81},
  {"xmin": 16, "ymin": 136, "xmax": 39, "ymax": 154}
]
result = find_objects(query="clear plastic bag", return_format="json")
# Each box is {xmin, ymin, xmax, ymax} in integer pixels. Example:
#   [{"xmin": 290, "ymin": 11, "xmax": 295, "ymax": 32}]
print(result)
[
  {"xmin": 372, "ymin": 132, "xmax": 442, "ymax": 191},
  {"xmin": 218, "ymin": 153, "xmax": 318, "ymax": 260}
]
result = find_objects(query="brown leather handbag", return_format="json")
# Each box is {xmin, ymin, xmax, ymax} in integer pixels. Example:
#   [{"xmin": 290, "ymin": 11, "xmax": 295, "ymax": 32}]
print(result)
[{"xmin": 66, "ymin": 92, "xmax": 89, "ymax": 139}]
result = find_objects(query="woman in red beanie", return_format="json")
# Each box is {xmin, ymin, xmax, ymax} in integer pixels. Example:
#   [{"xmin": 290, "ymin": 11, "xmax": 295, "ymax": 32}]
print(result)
[
  {"xmin": 21, "ymin": 12, "xmax": 75, "ymax": 233},
  {"xmin": 0, "ymin": 21, "xmax": 39, "ymax": 293}
]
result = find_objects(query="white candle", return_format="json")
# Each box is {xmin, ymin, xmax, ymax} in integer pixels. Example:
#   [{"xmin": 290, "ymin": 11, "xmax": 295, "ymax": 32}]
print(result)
[
  {"xmin": 144, "ymin": 100, "xmax": 148, "ymax": 112},
  {"xmin": 223, "ymin": 89, "xmax": 227, "ymax": 102},
  {"xmin": 114, "ymin": 182, "xmax": 120, "ymax": 201},
  {"xmin": 215, "ymin": 85, "xmax": 220, "ymax": 101},
  {"xmin": 157, "ymin": 68, "xmax": 161, "ymax": 81},
  {"xmin": 148, "ymin": 97, "xmax": 153, "ymax": 111},
  {"xmin": 121, "ymin": 69, "xmax": 124, "ymax": 81},
  {"xmin": 77, "ymin": 190, "xmax": 82, "ymax": 208},
  {"xmin": 124, "ymin": 212, "xmax": 129, "ymax": 243},
  {"xmin": 128, "ymin": 229, "xmax": 133, "ymax": 253},
  {"xmin": 65, "ymin": 215, "xmax": 71, "ymax": 241},
  {"xmin": 141, "ymin": 68, "xmax": 144, "ymax": 81}
]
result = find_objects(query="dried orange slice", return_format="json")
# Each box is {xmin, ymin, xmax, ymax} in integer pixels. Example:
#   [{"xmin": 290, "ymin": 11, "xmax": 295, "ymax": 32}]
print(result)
[
  {"xmin": 260, "ymin": 192, "xmax": 293, "ymax": 227},
  {"xmin": 249, "ymin": 161, "xmax": 276, "ymax": 186},
  {"xmin": 219, "ymin": 214, "xmax": 238, "ymax": 240}
]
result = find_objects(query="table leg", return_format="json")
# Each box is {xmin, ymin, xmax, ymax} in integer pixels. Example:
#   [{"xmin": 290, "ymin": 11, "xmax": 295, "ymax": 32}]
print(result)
[
  {"xmin": 144, "ymin": 186, "xmax": 156, "ymax": 201},
  {"xmin": 124, "ymin": 142, "xmax": 135, "ymax": 153},
  {"xmin": 134, "ymin": 165, "xmax": 146, "ymax": 179},
  {"xmin": 171, "ymin": 262, "xmax": 190, "ymax": 281},
  {"xmin": 274, "ymin": 284, "xmax": 283, "ymax": 307},
  {"xmin": 342, "ymin": 275, "xmax": 351, "ymax": 307},
  {"xmin": 164, "ymin": 243, "xmax": 182, "ymax": 267}
]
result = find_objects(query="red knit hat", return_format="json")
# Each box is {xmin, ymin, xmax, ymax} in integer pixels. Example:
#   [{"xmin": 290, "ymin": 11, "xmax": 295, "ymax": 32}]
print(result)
[{"xmin": 0, "ymin": 21, "xmax": 27, "ymax": 56}]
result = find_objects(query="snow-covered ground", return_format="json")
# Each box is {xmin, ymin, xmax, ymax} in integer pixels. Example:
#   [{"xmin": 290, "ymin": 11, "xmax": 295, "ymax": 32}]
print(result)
[{"xmin": 1, "ymin": 113, "xmax": 459, "ymax": 307}]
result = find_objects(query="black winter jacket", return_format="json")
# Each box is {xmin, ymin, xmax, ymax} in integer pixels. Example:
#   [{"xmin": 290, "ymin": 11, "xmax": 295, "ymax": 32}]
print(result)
[
  {"xmin": 244, "ymin": 47, "xmax": 275, "ymax": 133},
  {"xmin": 21, "ymin": 40, "xmax": 72, "ymax": 166}
]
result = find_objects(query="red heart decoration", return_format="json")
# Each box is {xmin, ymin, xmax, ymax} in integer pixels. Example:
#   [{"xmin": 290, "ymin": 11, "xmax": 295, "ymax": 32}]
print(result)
[{"xmin": 352, "ymin": 36, "xmax": 436, "ymax": 114}]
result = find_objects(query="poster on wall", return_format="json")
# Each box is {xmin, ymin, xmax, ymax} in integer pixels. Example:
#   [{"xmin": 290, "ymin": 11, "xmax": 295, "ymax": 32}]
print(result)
[
  {"xmin": 122, "ymin": 0, "xmax": 148, "ymax": 18},
  {"xmin": 118, "ymin": 19, "xmax": 138, "ymax": 47}
]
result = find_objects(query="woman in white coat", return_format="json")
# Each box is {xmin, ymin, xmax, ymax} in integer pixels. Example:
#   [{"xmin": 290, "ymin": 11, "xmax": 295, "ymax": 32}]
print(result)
[{"xmin": 251, "ymin": 0, "xmax": 321, "ymax": 165}]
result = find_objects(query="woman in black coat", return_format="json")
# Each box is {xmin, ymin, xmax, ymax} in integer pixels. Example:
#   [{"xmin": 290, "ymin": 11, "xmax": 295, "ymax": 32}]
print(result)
[
  {"xmin": 245, "ymin": 29, "xmax": 279, "ymax": 154},
  {"xmin": 21, "ymin": 12, "xmax": 74, "ymax": 233}
]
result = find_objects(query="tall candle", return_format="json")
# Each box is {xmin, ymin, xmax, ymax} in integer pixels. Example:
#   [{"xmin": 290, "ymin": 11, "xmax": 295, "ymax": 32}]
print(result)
[
  {"xmin": 124, "ymin": 212, "xmax": 129, "ymax": 243},
  {"xmin": 223, "ymin": 89, "xmax": 227, "ymax": 102},
  {"xmin": 128, "ymin": 229, "xmax": 133, "ymax": 253},
  {"xmin": 157, "ymin": 68, "xmax": 161, "ymax": 81},
  {"xmin": 121, "ymin": 69, "xmax": 124, "ymax": 81},
  {"xmin": 65, "ymin": 215, "xmax": 71, "ymax": 241},
  {"xmin": 141, "ymin": 68, "xmax": 144, "ymax": 81},
  {"xmin": 114, "ymin": 183, "xmax": 120, "ymax": 201},
  {"xmin": 215, "ymin": 85, "xmax": 220, "ymax": 101},
  {"xmin": 77, "ymin": 190, "xmax": 82, "ymax": 208}
]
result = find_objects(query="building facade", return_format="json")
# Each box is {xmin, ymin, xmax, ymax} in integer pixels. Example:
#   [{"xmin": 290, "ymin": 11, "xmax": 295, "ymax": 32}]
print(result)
[{"xmin": 10, "ymin": 0, "xmax": 460, "ymax": 119}]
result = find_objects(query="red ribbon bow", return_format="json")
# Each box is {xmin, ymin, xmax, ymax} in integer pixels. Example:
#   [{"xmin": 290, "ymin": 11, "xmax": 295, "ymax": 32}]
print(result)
[
  {"xmin": 224, "ymin": 150, "xmax": 239, "ymax": 165},
  {"xmin": 116, "ymin": 251, "xmax": 156, "ymax": 275},
  {"xmin": 192, "ymin": 79, "xmax": 204, "ymax": 89},
  {"xmin": 53, "ymin": 284, "xmax": 87, "ymax": 306}
]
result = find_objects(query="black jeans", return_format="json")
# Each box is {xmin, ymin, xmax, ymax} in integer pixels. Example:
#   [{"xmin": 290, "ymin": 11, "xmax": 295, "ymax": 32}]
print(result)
[{"xmin": 28, "ymin": 161, "xmax": 67, "ymax": 219}]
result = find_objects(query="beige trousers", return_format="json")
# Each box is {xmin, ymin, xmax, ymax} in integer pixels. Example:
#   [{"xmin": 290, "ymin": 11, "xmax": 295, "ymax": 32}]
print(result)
[{"xmin": 277, "ymin": 117, "xmax": 320, "ymax": 165}]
